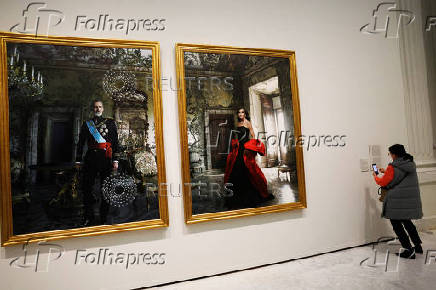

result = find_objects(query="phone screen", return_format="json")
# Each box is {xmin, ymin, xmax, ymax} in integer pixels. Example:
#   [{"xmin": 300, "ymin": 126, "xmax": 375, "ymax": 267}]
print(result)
[{"xmin": 372, "ymin": 164, "xmax": 378, "ymax": 174}]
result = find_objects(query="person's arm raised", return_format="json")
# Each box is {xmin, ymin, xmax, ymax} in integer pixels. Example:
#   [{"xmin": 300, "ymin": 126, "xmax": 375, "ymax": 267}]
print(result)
[{"xmin": 373, "ymin": 164, "xmax": 394, "ymax": 187}]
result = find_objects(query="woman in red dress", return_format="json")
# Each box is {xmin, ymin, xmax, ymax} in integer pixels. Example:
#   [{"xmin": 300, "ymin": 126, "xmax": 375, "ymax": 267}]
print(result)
[{"xmin": 224, "ymin": 108, "xmax": 274, "ymax": 209}]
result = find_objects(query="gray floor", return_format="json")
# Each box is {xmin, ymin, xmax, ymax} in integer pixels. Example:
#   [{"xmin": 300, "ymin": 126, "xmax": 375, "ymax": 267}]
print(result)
[{"xmin": 151, "ymin": 230, "xmax": 436, "ymax": 290}]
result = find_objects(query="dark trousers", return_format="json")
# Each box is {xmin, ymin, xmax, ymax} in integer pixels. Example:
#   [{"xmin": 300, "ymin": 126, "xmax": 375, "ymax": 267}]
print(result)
[
  {"xmin": 82, "ymin": 149, "xmax": 112, "ymax": 223},
  {"xmin": 390, "ymin": 219, "xmax": 422, "ymax": 250}
]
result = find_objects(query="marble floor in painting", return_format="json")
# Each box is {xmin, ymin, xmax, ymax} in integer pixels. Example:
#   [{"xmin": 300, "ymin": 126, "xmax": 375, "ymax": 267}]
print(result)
[
  {"xmin": 150, "ymin": 230, "xmax": 436, "ymax": 290},
  {"xmin": 191, "ymin": 167, "xmax": 299, "ymax": 214}
]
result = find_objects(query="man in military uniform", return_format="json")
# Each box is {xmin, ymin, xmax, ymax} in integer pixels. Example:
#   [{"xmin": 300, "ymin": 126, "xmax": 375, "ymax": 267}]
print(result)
[{"xmin": 76, "ymin": 99, "xmax": 119, "ymax": 226}]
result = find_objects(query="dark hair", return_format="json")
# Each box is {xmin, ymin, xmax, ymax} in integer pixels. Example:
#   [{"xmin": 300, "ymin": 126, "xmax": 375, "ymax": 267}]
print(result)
[
  {"xmin": 237, "ymin": 107, "xmax": 250, "ymax": 121},
  {"xmin": 389, "ymin": 144, "xmax": 414, "ymax": 162},
  {"xmin": 91, "ymin": 99, "xmax": 104, "ymax": 109}
]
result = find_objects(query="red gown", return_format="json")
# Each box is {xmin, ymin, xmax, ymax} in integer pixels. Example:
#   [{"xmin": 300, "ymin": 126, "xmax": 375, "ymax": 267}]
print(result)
[{"xmin": 223, "ymin": 126, "xmax": 270, "ymax": 209}]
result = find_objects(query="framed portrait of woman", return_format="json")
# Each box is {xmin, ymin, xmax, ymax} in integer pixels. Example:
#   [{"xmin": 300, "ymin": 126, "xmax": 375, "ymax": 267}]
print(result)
[
  {"xmin": 0, "ymin": 32, "xmax": 168, "ymax": 246},
  {"xmin": 176, "ymin": 43, "xmax": 307, "ymax": 223}
]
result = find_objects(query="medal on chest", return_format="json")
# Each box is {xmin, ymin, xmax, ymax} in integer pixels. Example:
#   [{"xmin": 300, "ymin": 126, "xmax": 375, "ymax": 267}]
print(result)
[{"xmin": 96, "ymin": 120, "xmax": 109, "ymax": 137}]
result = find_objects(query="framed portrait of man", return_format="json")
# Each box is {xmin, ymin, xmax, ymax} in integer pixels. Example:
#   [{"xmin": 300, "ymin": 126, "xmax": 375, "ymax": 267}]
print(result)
[
  {"xmin": 0, "ymin": 32, "xmax": 167, "ymax": 246},
  {"xmin": 176, "ymin": 43, "xmax": 307, "ymax": 223}
]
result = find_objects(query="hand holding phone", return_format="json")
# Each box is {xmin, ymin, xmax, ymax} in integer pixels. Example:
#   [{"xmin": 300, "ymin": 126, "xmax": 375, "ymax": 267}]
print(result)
[{"xmin": 372, "ymin": 163, "xmax": 379, "ymax": 175}]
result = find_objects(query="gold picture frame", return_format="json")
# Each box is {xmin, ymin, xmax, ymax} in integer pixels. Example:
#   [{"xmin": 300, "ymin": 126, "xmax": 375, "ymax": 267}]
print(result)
[
  {"xmin": 176, "ymin": 43, "xmax": 307, "ymax": 224},
  {"xmin": 0, "ymin": 32, "xmax": 168, "ymax": 246}
]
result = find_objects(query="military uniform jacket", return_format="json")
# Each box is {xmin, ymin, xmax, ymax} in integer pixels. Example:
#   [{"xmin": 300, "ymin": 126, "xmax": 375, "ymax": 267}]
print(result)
[{"xmin": 76, "ymin": 116, "xmax": 120, "ymax": 162}]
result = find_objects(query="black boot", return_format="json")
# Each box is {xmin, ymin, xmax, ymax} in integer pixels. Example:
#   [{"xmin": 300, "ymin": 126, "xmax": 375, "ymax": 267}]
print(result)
[
  {"xmin": 395, "ymin": 248, "xmax": 416, "ymax": 259},
  {"xmin": 414, "ymin": 244, "xmax": 423, "ymax": 254}
]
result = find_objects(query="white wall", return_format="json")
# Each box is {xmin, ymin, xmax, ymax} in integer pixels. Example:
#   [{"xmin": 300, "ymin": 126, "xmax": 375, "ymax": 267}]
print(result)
[
  {"xmin": 417, "ymin": 182, "xmax": 436, "ymax": 230},
  {"xmin": 0, "ymin": 0, "xmax": 412, "ymax": 289}
]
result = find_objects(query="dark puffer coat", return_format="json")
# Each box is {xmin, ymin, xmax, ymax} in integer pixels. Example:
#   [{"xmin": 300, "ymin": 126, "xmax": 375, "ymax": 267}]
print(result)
[{"xmin": 382, "ymin": 157, "xmax": 423, "ymax": 220}]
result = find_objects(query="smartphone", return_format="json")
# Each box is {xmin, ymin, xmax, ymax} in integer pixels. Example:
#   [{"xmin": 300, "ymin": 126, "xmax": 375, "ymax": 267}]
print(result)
[{"xmin": 372, "ymin": 163, "xmax": 379, "ymax": 175}]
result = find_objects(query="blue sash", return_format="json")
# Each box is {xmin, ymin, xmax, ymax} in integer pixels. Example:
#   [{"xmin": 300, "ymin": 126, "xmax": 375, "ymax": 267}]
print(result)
[{"xmin": 86, "ymin": 120, "xmax": 106, "ymax": 143}]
